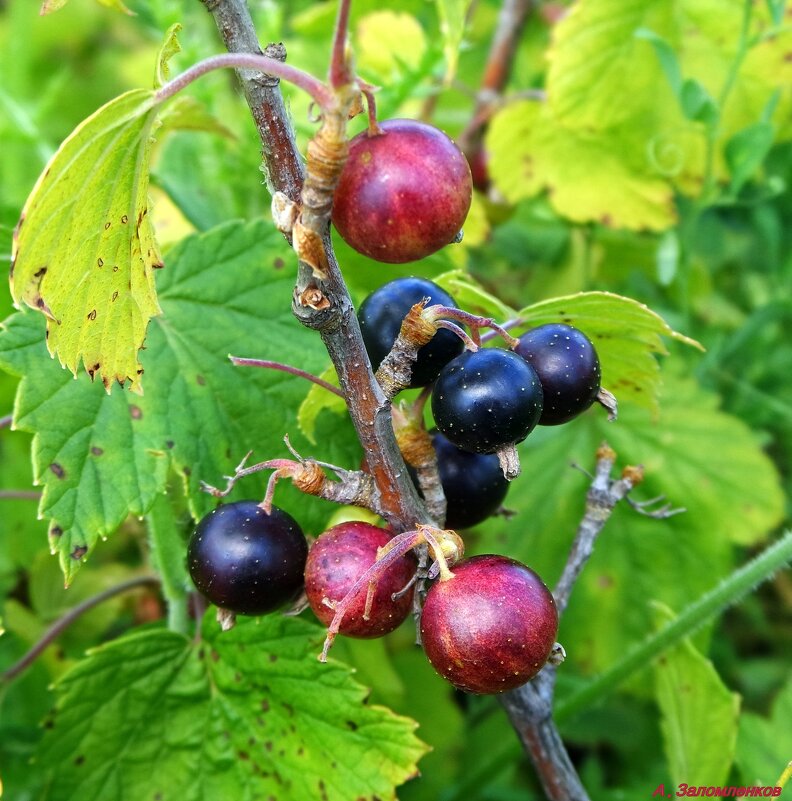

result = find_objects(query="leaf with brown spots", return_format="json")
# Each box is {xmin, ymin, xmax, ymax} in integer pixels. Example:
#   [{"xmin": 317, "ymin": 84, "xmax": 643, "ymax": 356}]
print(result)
[
  {"xmin": 0, "ymin": 220, "xmax": 360, "ymax": 582},
  {"xmin": 34, "ymin": 616, "xmax": 427, "ymax": 800},
  {"xmin": 10, "ymin": 88, "xmax": 163, "ymax": 394}
]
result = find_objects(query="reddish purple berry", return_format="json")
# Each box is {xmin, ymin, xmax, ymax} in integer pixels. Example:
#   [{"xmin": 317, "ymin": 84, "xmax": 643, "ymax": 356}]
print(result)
[
  {"xmin": 304, "ymin": 521, "xmax": 416, "ymax": 638},
  {"xmin": 332, "ymin": 119, "xmax": 473, "ymax": 264},
  {"xmin": 420, "ymin": 554, "xmax": 558, "ymax": 694}
]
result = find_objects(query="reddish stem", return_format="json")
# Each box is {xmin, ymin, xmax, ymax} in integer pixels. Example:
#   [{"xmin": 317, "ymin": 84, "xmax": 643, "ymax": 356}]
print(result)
[
  {"xmin": 425, "ymin": 305, "xmax": 520, "ymax": 348},
  {"xmin": 155, "ymin": 53, "xmax": 334, "ymax": 109},
  {"xmin": 229, "ymin": 356, "xmax": 344, "ymax": 398},
  {"xmin": 0, "ymin": 414, "xmax": 12, "ymax": 430},
  {"xmin": 329, "ymin": 0, "xmax": 354, "ymax": 88}
]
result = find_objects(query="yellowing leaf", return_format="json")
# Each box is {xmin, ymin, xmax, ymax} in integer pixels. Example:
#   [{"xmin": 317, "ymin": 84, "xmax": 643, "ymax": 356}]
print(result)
[
  {"xmin": 355, "ymin": 11, "xmax": 427, "ymax": 79},
  {"xmin": 40, "ymin": 0, "xmax": 133, "ymax": 14},
  {"xmin": 516, "ymin": 290, "xmax": 701, "ymax": 411},
  {"xmin": 10, "ymin": 89, "xmax": 162, "ymax": 393},
  {"xmin": 547, "ymin": 0, "xmax": 677, "ymax": 130},
  {"xmin": 487, "ymin": 101, "xmax": 678, "ymax": 231}
]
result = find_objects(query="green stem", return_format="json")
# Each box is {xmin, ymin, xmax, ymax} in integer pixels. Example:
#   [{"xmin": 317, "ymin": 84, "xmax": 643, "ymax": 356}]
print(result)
[
  {"xmin": 146, "ymin": 493, "xmax": 192, "ymax": 635},
  {"xmin": 555, "ymin": 529, "xmax": 792, "ymax": 723}
]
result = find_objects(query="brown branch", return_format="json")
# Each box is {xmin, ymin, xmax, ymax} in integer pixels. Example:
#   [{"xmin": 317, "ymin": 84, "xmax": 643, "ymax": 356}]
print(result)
[
  {"xmin": 0, "ymin": 414, "xmax": 12, "ymax": 430},
  {"xmin": 499, "ymin": 673, "xmax": 590, "ymax": 801},
  {"xmin": 202, "ymin": 0, "xmax": 431, "ymax": 533},
  {"xmin": 497, "ymin": 444, "xmax": 669, "ymax": 801},
  {"xmin": 457, "ymin": 0, "xmax": 535, "ymax": 156},
  {"xmin": 0, "ymin": 489, "xmax": 42, "ymax": 501},
  {"xmin": 0, "ymin": 575, "xmax": 161, "ymax": 684}
]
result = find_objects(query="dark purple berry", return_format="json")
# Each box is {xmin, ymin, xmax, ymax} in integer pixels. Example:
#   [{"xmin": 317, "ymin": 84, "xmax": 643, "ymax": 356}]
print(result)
[
  {"xmin": 515, "ymin": 324, "xmax": 601, "ymax": 425},
  {"xmin": 358, "ymin": 277, "xmax": 464, "ymax": 387},
  {"xmin": 420, "ymin": 554, "xmax": 558, "ymax": 694},
  {"xmin": 431, "ymin": 348, "xmax": 543, "ymax": 454},
  {"xmin": 188, "ymin": 501, "xmax": 307, "ymax": 615},
  {"xmin": 410, "ymin": 432, "xmax": 509, "ymax": 529}
]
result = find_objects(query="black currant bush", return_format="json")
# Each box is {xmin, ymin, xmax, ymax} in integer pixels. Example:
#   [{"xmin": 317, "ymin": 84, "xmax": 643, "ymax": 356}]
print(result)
[{"xmin": 0, "ymin": 1, "xmax": 791, "ymax": 800}]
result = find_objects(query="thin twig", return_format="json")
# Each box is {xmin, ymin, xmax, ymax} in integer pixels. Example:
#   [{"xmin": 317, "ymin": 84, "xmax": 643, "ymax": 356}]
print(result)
[
  {"xmin": 0, "ymin": 575, "xmax": 161, "ymax": 684},
  {"xmin": 552, "ymin": 446, "xmax": 638, "ymax": 617},
  {"xmin": 155, "ymin": 52, "xmax": 334, "ymax": 109},
  {"xmin": 229, "ymin": 356, "xmax": 344, "ymax": 397},
  {"xmin": 0, "ymin": 490, "xmax": 42, "ymax": 501},
  {"xmin": 457, "ymin": 0, "xmax": 535, "ymax": 156},
  {"xmin": 0, "ymin": 414, "xmax": 12, "ymax": 430}
]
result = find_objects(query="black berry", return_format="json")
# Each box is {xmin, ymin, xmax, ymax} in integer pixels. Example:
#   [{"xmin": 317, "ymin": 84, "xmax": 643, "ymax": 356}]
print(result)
[
  {"xmin": 358, "ymin": 276, "xmax": 464, "ymax": 387},
  {"xmin": 514, "ymin": 324, "xmax": 601, "ymax": 425},
  {"xmin": 431, "ymin": 348, "xmax": 543, "ymax": 454},
  {"xmin": 410, "ymin": 432, "xmax": 509, "ymax": 529},
  {"xmin": 187, "ymin": 501, "xmax": 308, "ymax": 615}
]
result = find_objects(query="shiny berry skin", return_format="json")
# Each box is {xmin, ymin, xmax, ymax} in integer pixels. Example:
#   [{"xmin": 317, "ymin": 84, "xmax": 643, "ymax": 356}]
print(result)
[
  {"xmin": 358, "ymin": 277, "xmax": 464, "ymax": 387},
  {"xmin": 304, "ymin": 521, "xmax": 416, "ymax": 638},
  {"xmin": 431, "ymin": 348, "xmax": 544, "ymax": 454},
  {"xmin": 332, "ymin": 119, "xmax": 473, "ymax": 263},
  {"xmin": 420, "ymin": 555, "xmax": 558, "ymax": 694},
  {"xmin": 515, "ymin": 324, "xmax": 601, "ymax": 425},
  {"xmin": 411, "ymin": 432, "xmax": 509, "ymax": 529},
  {"xmin": 187, "ymin": 501, "xmax": 307, "ymax": 615}
]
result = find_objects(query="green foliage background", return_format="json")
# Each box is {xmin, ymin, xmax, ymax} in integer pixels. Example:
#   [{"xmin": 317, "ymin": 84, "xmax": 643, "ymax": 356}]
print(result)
[{"xmin": 0, "ymin": 0, "xmax": 790, "ymax": 799}]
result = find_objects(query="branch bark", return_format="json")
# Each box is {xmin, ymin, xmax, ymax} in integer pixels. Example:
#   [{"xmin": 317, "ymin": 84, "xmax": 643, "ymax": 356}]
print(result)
[
  {"xmin": 457, "ymin": 0, "xmax": 535, "ymax": 156},
  {"xmin": 200, "ymin": 0, "xmax": 430, "ymax": 533}
]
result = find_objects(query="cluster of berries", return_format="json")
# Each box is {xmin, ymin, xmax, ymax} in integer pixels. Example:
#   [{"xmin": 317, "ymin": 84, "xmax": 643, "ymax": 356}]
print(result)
[
  {"xmin": 187, "ymin": 120, "xmax": 603, "ymax": 694},
  {"xmin": 187, "ymin": 274, "xmax": 601, "ymax": 693}
]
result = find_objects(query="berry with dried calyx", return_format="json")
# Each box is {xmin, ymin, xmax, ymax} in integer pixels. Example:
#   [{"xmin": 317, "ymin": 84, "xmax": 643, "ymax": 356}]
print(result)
[
  {"xmin": 332, "ymin": 119, "xmax": 473, "ymax": 264},
  {"xmin": 358, "ymin": 276, "xmax": 464, "ymax": 387},
  {"xmin": 431, "ymin": 348, "xmax": 544, "ymax": 455},
  {"xmin": 304, "ymin": 521, "xmax": 416, "ymax": 638}
]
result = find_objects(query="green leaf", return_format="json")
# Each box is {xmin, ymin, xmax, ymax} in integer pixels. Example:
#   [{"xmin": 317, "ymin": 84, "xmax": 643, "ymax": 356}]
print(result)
[
  {"xmin": 297, "ymin": 365, "xmax": 346, "ymax": 446},
  {"xmin": 0, "ymin": 220, "xmax": 361, "ymax": 583},
  {"xmin": 653, "ymin": 603, "xmax": 740, "ymax": 786},
  {"xmin": 679, "ymin": 77, "xmax": 718, "ymax": 124},
  {"xmin": 155, "ymin": 23, "xmax": 183, "ymax": 89},
  {"xmin": 736, "ymin": 676, "xmax": 792, "ymax": 785},
  {"xmin": 34, "ymin": 616, "xmax": 427, "ymax": 801},
  {"xmin": 515, "ymin": 290, "xmax": 701, "ymax": 412},
  {"xmin": 433, "ymin": 269, "xmax": 517, "ymax": 321},
  {"xmin": 634, "ymin": 27, "xmax": 683, "ymax": 97},
  {"xmin": 434, "ymin": 0, "xmax": 471, "ymax": 83},
  {"xmin": 486, "ymin": 101, "xmax": 678, "ymax": 231},
  {"xmin": 725, "ymin": 121, "xmax": 776, "ymax": 195},
  {"xmin": 10, "ymin": 89, "xmax": 162, "ymax": 393}
]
